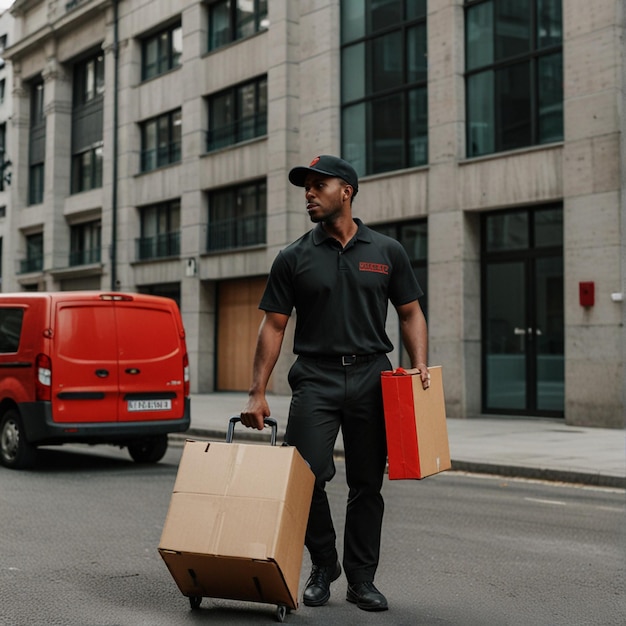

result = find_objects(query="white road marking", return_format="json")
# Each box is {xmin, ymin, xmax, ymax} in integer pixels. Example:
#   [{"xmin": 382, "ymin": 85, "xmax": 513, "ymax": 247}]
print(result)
[{"xmin": 524, "ymin": 497, "xmax": 567, "ymax": 506}]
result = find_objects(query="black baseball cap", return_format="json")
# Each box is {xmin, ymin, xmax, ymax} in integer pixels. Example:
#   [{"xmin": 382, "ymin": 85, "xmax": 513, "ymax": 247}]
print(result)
[{"xmin": 288, "ymin": 155, "xmax": 359, "ymax": 194}]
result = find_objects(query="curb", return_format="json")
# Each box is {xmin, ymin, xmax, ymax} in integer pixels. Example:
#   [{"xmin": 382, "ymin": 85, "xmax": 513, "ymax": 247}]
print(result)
[
  {"xmin": 450, "ymin": 461, "xmax": 626, "ymax": 489},
  {"xmin": 168, "ymin": 431, "xmax": 625, "ymax": 490}
]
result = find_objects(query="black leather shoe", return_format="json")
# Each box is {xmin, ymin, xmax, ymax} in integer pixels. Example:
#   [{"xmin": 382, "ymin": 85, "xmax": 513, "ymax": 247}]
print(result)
[
  {"xmin": 346, "ymin": 581, "xmax": 389, "ymax": 611},
  {"xmin": 303, "ymin": 561, "xmax": 342, "ymax": 607}
]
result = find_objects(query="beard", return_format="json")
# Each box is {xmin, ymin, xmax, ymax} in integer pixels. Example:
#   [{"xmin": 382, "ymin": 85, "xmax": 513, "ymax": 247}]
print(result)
[{"xmin": 308, "ymin": 205, "xmax": 341, "ymax": 225}]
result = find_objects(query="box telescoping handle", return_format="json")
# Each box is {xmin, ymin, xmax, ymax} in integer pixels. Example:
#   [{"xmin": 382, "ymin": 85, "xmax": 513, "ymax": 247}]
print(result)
[{"xmin": 227, "ymin": 416, "xmax": 278, "ymax": 446}]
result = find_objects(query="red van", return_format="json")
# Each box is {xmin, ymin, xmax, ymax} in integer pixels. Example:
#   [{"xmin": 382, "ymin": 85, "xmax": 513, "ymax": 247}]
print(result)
[{"xmin": 0, "ymin": 292, "xmax": 191, "ymax": 469}]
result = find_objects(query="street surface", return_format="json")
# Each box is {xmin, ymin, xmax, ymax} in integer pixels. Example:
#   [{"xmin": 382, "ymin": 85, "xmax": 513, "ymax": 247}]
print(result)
[{"xmin": 0, "ymin": 440, "xmax": 624, "ymax": 626}]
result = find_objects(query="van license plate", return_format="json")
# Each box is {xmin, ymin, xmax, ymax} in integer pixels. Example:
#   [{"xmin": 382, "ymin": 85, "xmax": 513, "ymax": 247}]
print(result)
[{"xmin": 127, "ymin": 399, "xmax": 172, "ymax": 412}]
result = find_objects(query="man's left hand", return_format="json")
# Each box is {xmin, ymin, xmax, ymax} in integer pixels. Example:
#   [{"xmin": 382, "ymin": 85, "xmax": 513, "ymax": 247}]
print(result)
[{"xmin": 404, "ymin": 365, "xmax": 430, "ymax": 389}]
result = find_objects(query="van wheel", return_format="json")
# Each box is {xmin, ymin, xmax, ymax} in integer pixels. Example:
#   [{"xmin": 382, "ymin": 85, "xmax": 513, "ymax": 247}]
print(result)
[
  {"xmin": 127, "ymin": 435, "xmax": 168, "ymax": 463},
  {"xmin": 0, "ymin": 410, "xmax": 37, "ymax": 470}
]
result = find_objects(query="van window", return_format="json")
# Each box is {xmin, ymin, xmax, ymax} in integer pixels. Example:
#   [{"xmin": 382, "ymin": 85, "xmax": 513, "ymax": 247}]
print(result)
[
  {"xmin": 116, "ymin": 306, "xmax": 180, "ymax": 358},
  {"xmin": 0, "ymin": 308, "xmax": 24, "ymax": 353},
  {"xmin": 56, "ymin": 305, "xmax": 118, "ymax": 360}
]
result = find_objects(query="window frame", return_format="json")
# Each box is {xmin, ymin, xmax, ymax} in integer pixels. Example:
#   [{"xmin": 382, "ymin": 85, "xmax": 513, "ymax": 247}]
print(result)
[
  {"xmin": 71, "ymin": 51, "xmax": 105, "ymax": 194},
  {"xmin": 21, "ymin": 232, "xmax": 44, "ymax": 273},
  {"xmin": 207, "ymin": 179, "xmax": 267, "ymax": 252},
  {"xmin": 0, "ymin": 122, "xmax": 6, "ymax": 192},
  {"xmin": 29, "ymin": 79, "xmax": 46, "ymax": 206},
  {"xmin": 71, "ymin": 144, "xmax": 103, "ymax": 194},
  {"xmin": 73, "ymin": 52, "xmax": 105, "ymax": 107},
  {"xmin": 140, "ymin": 109, "xmax": 182, "ymax": 172},
  {"xmin": 69, "ymin": 220, "xmax": 102, "ymax": 266},
  {"xmin": 0, "ymin": 34, "xmax": 6, "ymax": 70},
  {"xmin": 464, "ymin": 0, "xmax": 563, "ymax": 158},
  {"xmin": 208, "ymin": 0, "xmax": 268, "ymax": 52},
  {"xmin": 206, "ymin": 75, "xmax": 268, "ymax": 152},
  {"xmin": 340, "ymin": 1, "xmax": 428, "ymax": 177},
  {"xmin": 28, "ymin": 163, "xmax": 44, "ymax": 206},
  {"xmin": 136, "ymin": 200, "xmax": 181, "ymax": 261},
  {"xmin": 141, "ymin": 21, "xmax": 182, "ymax": 81}
]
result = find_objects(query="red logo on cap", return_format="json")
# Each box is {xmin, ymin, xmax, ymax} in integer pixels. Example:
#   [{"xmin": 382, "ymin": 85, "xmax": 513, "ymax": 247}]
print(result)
[{"xmin": 309, "ymin": 156, "xmax": 321, "ymax": 167}]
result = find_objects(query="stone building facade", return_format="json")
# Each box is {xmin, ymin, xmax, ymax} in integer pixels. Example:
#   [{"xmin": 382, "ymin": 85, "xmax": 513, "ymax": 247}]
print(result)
[{"xmin": 1, "ymin": 1, "xmax": 624, "ymax": 427}]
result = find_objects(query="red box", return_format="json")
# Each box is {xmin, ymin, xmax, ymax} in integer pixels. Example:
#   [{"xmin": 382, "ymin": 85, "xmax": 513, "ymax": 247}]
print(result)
[
  {"xmin": 579, "ymin": 281, "xmax": 594, "ymax": 307},
  {"xmin": 381, "ymin": 366, "xmax": 451, "ymax": 480}
]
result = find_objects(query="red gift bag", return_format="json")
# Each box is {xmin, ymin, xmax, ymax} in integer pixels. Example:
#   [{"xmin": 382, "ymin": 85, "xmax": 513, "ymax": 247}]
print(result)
[{"xmin": 381, "ymin": 366, "xmax": 451, "ymax": 480}]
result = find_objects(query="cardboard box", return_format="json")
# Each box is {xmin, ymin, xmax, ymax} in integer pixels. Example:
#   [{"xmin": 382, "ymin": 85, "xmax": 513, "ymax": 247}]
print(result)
[
  {"xmin": 158, "ymin": 439, "xmax": 314, "ymax": 609},
  {"xmin": 381, "ymin": 366, "xmax": 451, "ymax": 479}
]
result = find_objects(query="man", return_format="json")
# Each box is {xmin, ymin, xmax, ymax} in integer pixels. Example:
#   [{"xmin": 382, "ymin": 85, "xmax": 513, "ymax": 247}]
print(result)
[{"xmin": 240, "ymin": 155, "xmax": 429, "ymax": 612}]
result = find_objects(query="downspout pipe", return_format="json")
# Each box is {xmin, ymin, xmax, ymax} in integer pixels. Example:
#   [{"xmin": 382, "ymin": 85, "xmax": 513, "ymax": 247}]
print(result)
[{"xmin": 110, "ymin": 0, "xmax": 119, "ymax": 290}]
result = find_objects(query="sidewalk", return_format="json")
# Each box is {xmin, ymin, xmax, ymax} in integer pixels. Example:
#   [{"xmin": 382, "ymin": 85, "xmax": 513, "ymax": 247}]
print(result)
[{"xmin": 175, "ymin": 392, "xmax": 626, "ymax": 489}]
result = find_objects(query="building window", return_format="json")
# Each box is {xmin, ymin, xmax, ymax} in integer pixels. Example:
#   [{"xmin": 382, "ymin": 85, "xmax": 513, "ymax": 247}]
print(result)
[
  {"xmin": 0, "ymin": 34, "xmax": 6, "ymax": 69},
  {"xmin": 29, "ymin": 164, "xmax": 44, "ymax": 205},
  {"xmin": 465, "ymin": 0, "xmax": 563, "ymax": 157},
  {"xmin": 20, "ymin": 233, "xmax": 44, "ymax": 274},
  {"xmin": 31, "ymin": 80, "xmax": 45, "ymax": 125},
  {"xmin": 209, "ymin": 0, "xmax": 268, "ymax": 51},
  {"xmin": 0, "ymin": 79, "xmax": 5, "ymax": 104},
  {"xmin": 207, "ymin": 76, "xmax": 267, "ymax": 152},
  {"xmin": 371, "ymin": 219, "xmax": 428, "ymax": 368},
  {"xmin": 71, "ymin": 52, "xmax": 104, "ymax": 194},
  {"xmin": 140, "ymin": 109, "xmax": 182, "ymax": 172},
  {"xmin": 69, "ymin": 220, "xmax": 101, "ymax": 266},
  {"xmin": 207, "ymin": 180, "xmax": 266, "ymax": 252},
  {"xmin": 29, "ymin": 80, "xmax": 45, "ymax": 205},
  {"xmin": 371, "ymin": 219, "xmax": 428, "ymax": 317},
  {"xmin": 341, "ymin": 1, "xmax": 428, "ymax": 177},
  {"xmin": 73, "ymin": 53, "xmax": 104, "ymax": 106},
  {"xmin": 137, "ymin": 200, "xmax": 181, "ymax": 260},
  {"xmin": 142, "ymin": 22, "xmax": 182, "ymax": 81},
  {"xmin": 0, "ymin": 122, "xmax": 7, "ymax": 192},
  {"xmin": 71, "ymin": 146, "xmax": 103, "ymax": 194}
]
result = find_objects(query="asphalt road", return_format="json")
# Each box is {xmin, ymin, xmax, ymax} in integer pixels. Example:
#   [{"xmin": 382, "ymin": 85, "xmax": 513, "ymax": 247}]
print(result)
[{"xmin": 0, "ymin": 441, "xmax": 624, "ymax": 626}]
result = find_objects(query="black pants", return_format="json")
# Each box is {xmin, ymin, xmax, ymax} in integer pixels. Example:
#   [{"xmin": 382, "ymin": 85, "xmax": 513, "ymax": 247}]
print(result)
[{"xmin": 285, "ymin": 354, "xmax": 390, "ymax": 584}]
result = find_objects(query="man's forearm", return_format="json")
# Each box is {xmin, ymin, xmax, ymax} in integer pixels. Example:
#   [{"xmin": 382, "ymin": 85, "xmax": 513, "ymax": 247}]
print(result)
[
  {"xmin": 248, "ymin": 314, "xmax": 287, "ymax": 396},
  {"xmin": 398, "ymin": 301, "xmax": 428, "ymax": 367},
  {"xmin": 401, "ymin": 313, "xmax": 428, "ymax": 368}
]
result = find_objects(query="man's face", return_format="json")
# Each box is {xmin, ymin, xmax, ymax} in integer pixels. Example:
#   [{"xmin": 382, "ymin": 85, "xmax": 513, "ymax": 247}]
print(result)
[{"xmin": 303, "ymin": 173, "xmax": 349, "ymax": 224}]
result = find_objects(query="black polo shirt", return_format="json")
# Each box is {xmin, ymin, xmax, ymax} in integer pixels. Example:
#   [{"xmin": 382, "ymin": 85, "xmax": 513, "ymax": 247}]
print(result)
[{"xmin": 259, "ymin": 218, "xmax": 423, "ymax": 356}]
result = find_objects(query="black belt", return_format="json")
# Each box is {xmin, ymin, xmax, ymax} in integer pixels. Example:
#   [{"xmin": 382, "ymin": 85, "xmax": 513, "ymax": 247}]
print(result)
[{"xmin": 300, "ymin": 354, "xmax": 381, "ymax": 366}]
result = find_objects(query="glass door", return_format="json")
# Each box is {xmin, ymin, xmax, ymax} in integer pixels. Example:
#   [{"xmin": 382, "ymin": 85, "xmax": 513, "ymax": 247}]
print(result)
[
  {"xmin": 485, "ymin": 260, "xmax": 527, "ymax": 410},
  {"xmin": 482, "ymin": 206, "xmax": 564, "ymax": 416},
  {"xmin": 535, "ymin": 256, "xmax": 564, "ymax": 411}
]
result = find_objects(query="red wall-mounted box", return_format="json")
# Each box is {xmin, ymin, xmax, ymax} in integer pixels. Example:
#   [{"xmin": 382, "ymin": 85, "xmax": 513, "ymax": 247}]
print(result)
[{"xmin": 579, "ymin": 282, "xmax": 595, "ymax": 307}]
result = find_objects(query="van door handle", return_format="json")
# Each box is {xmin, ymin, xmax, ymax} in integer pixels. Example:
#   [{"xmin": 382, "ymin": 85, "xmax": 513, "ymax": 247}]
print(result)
[
  {"xmin": 95, "ymin": 369, "xmax": 109, "ymax": 378},
  {"xmin": 125, "ymin": 368, "xmax": 140, "ymax": 375}
]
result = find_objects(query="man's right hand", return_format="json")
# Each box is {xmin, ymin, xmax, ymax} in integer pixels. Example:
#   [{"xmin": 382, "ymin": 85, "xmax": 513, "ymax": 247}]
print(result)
[{"xmin": 240, "ymin": 394, "xmax": 271, "ymax": 430}]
